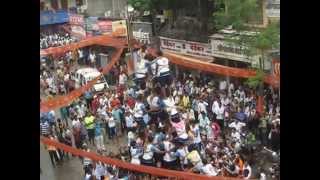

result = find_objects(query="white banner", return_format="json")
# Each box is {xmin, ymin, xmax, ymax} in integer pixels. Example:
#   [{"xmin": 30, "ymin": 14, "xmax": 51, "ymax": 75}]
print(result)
[{"xmin": 159, "ymin": 37, "xmax": 213, "ymax": 59}]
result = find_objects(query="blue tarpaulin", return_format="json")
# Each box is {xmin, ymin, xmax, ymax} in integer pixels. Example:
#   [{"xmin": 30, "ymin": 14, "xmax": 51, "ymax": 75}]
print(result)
[{"xmin": 40, "ymin": 10, "xmax": 69, "ymax": 26}]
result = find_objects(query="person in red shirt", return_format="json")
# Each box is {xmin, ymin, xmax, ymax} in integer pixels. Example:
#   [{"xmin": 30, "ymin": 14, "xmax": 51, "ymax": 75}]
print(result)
[
  {"xmin": 91, "ymin": 96, "xmax": 100, "ymax": 114},
  {"xmin": 116, "ymin": 85, "xmax": 125, "ymax": 105},
  {"xmin": 126, "ymin": 96, "xmax": 136, "ymax": 109},
  {"xmin": 110, "ymin": 95, "xmax": 121, "ymax": 108}
]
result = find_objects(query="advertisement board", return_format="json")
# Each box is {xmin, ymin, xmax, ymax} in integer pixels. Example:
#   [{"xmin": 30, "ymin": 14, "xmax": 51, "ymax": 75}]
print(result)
[
  {"xmin": 69, "ymin": 14, "xmax": 84, "ymax": 26},
  {"xmin": 97, "ymin": 20, "xmax": 113, "ymax": 34},
  {"xmin": 112, "ymin": 20, "xmax": 127, "ymax": 37},
  {"xmin": 159, "ymin": 37, "xmax": 213, "ymax": 59},
  {"xmin": 70, "ymin": 25, "xmax": 86, "ymax": 38},
  {"xmin": 85, "ymin": 17, "xmax": 99, "ymax": 32},
  {"xmin": 40, "ymin": 10, "xmax": 69, "ymax": 26}
]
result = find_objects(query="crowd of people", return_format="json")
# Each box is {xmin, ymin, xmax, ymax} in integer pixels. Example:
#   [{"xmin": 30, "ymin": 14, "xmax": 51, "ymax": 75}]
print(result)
[
  {"xmin": 40, "ymin": 30, "xmax": 78, "ymax": 49},
  {"xmin": 40, "ymin": 46, "xmax": 112, "ymax": 98},
  {"xmin": 40, "ymin": 44, "xmax": 280, "ymax": 180}
]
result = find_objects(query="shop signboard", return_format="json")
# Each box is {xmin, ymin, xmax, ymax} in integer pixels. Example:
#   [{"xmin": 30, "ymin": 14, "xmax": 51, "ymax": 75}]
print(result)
[
  {"xmin": 210, "ymin": 33, "xmax": 260, "ymax": 64},
  {"xmin": 159, "ymin": 36, "xmax": 213, "ymax": 59}
]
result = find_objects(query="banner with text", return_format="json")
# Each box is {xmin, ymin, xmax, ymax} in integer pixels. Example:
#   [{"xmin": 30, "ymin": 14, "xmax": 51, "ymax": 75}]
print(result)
[
  {"xmin": 159, "ymin": 36, "xmax": 213, "ymax": 59},
  {"xmin": 69, "ymin": 14, "xmax": 86, "ymax": 39}
]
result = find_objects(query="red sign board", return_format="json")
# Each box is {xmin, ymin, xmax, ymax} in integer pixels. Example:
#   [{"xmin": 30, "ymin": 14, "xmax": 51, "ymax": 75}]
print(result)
[{"xmin": 69, "ymin": 14, "xmax": 84, "ymax": 26}]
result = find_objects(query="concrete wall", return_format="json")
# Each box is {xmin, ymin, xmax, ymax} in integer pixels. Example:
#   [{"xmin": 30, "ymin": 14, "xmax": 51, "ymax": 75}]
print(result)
[
  {"xmin": 67, "ymin": 0, "xmax": 76, "ymax": 8},
  {"xmin": 86, "ymin": 0, "xmax": 127, "ymax": 17}
]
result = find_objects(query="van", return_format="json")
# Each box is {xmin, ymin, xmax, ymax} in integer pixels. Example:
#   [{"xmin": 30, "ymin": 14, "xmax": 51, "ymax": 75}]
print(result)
[{"xmin": 74, "ymin": 67, "xmax": 109, "ymax": 92}]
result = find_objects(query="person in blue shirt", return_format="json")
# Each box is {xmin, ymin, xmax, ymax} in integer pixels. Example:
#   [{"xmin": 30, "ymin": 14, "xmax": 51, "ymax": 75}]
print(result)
[
  {"xmin": 112, "ymin": 106, "xmax": 124, "ymax": 136},
  {"xmin": 84, "ymin": 91, "xmax": 93, "ymax": 110},
  {"xmin": 95, "ymin": 121, "xmax": 105, "ymax": 151}
]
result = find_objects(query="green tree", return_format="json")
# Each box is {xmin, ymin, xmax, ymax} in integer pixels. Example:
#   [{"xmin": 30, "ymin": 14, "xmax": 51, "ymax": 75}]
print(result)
[
  {"xmin": 213, "ymin": 0, "xmax": 261, "ymax": 31},
  {"xmin": 213, "ymin": 0, "xmax": 280, "ymax": 98},
  {"xmin": 246, "ymin": 22, "xmax": 279, "ymax": 94}
]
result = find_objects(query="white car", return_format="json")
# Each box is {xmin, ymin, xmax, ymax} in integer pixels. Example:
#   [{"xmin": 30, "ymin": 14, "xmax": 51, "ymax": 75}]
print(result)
[{"xmin": 74, "ymin": 67, "xmax": 109, "ymax": 92}]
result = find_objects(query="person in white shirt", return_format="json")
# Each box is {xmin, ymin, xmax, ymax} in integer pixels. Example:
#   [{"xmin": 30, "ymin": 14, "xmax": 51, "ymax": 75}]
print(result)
[
  {"xmin": 229, "ymin": 120, "xmax": 246, "ymax": 133},
  {"xmin": 219, "ymin": 80, "xmax": 227, "ymax": 91},
  {"xmin": 78, "ymin": 49, "xmax": 84, "ymax": 65},
  {"xmin": 243, "ymin": 162, "xmax": 252, "ymax": 179},
  {"xmin": 153, "ymin": 50, "xmax": 172, "ymax": 96},
  {"xmin": 94, "ymin": 162, "xmax": 106, "ymax": 180},
  {"xmin": 130, "ymin": 141, "xmax": 143, "ymax": 165},
  {"xmin": 211, "ymin": 98, "xmax": 219, "ymax": 116},
  {"xmin": 133, "ymin": 94, "xmax": 146, "ymax": 128},
  {"xmin": 89, "ymin": 52, "xmax": 96, "ymax": 67},
  {"xmin": 213, "ymin": 101, "xmax": 225, "ymax": 131},
  {"xmin": 118, "ymin": 71, "xmax": 128, "ymax": 86},
  {"xmin": 190, "ymin": 121, "xmax": 202, "ymax": 152},
  {"xmin": 201, "ymin": 159, "xmax": 218, "ymax": 176},
  {"xmin": 162, "ymin": 136, "xmax": 177, "ymax": 169},
  {"xmin": 107, "ymin": 116, "xmax": 116, "ymax": 141},
  {"xmin": 198, "ymin": 98, "xmax": 208, "ymax": 115},
  {"xmin": 231, "ymin": 128, "xmax": 241, "ymax": 142},
  {"xmin": 175, "ymin": 143, "xmax": 189, "ymax": 170}
]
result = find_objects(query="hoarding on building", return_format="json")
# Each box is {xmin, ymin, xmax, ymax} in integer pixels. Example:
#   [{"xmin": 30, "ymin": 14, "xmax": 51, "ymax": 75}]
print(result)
[
  {"xmin": 40, "ymin": 10, "xmax": 69, "ymax": 26},
  {"xmin": 210, "ymin": 33, "xmax": 261, "ymax": 66},
  {"xmin": 97, "ymin": 20, "xmax": 113, "ymax": 34},
  {"xmin": 69, "ymin": 14, "xmax": 85, "ymax": 38},
  {"xmin": 159, "ymin": 37, "xmax": 213, "ymax": 59},
  {"xmin": 112, "ymin": 20, "xmax": 127, "ymax": 37},
  {"xmin": 69, "ymin": 14, "xmax": 84, "ymax": 26},
  {"xmin": 70, "ymin": 25, "xmax": 86, "ymax": 38}
]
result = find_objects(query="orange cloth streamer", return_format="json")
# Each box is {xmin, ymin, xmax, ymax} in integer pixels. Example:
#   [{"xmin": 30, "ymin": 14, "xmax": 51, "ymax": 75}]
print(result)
[
  {"xmin": 40, "ymin": 136, "xmax": 241, "ymax": 180},
  {"xmin": 40, "ymin": 35, "xmax": 127, "ymax": 56}
]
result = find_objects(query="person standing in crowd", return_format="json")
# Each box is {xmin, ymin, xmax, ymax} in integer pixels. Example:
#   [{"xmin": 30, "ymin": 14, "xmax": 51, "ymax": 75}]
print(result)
[
  {"xmin": 152, "ymin": 50, "xmax": 172, "ymax": 97},
  {"xmin": 84, "ymin": 112, "xmax": 95, "ymax": 146},
  {"xmin": 213, "ymin": 101, "xmax": 225, "ymax": 132},
  {"xmin": 95, "ymin": 121, "xmax": 105, "ymax": 151},
  {"xmin": 40, "ymin": 118, "xmax": 50, "ymax": 137},
  {"xmin": 112, "ymin": 104, "xmax": 124, "ymax": 136},
  {"xmin": 89, "ymin": 51, "xmax": 96, "ymax": 68},
  {"xmin": 78, "ymin": 49, "xmax": 84, "ymax": 65},
  {"xmin": 119, "ymin": 70, "xmax": 128, "ymax": 88},
  {"xmin": 133, "ymin": 94, "xmax": 146, "ymax": 131},
  {"xmin": 107, "ymin": 116, "xmax": 117, "ymax": 143},
  {"xmin": 189, "ymin": 120, "xmax": 202, "ymax": 153},
  {"xmin": 46, "ymin": 134, "xmax": 60, "ymax": 167},
  {"xmin": 84, "ymin": 91, "xmax": 93, "ymax": 111}
]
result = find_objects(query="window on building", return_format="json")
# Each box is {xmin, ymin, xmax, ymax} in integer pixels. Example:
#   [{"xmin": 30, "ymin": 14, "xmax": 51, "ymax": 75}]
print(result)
[{"xmin": 76, "ymin": 0, "xmax": 84, "ymax": 6}]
